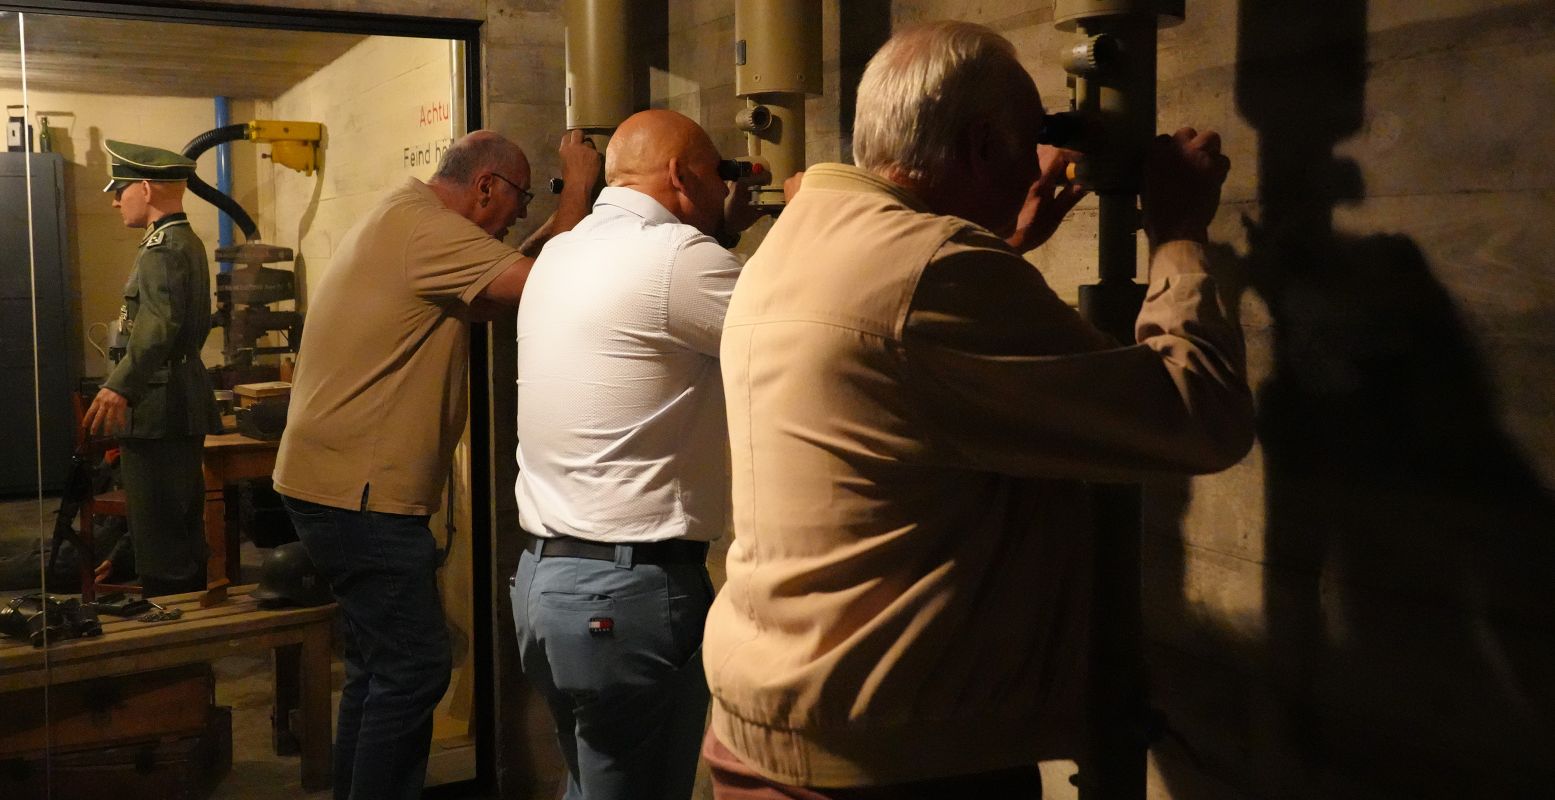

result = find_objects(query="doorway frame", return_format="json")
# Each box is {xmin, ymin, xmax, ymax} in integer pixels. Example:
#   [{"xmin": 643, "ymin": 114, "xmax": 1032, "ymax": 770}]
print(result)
[{"xmin": 0, "ymin": 2, "xmax": 497, "ymax": 796}]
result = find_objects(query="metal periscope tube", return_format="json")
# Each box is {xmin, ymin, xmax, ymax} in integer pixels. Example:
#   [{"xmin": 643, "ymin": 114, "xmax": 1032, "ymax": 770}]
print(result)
[{"xmin": 1052, "ymin": 2, "xmax": 1185, "ymax": 798}]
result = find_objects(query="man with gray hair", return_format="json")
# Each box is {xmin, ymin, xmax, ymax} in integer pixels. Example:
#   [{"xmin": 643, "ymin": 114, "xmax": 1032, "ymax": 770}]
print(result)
[
  {"xmin": 701, "ymin": 21, "xmax": 1254, "ymax": 796},
  {"xmin": 275, "ymin": 129, "xmax": 600, "ymax": 800}
]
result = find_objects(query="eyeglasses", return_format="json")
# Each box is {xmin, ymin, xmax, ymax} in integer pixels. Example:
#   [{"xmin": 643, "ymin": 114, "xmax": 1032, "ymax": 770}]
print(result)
[{"xmin": 489, "ymin": 172, "xmax": 534, "ymax": 207}]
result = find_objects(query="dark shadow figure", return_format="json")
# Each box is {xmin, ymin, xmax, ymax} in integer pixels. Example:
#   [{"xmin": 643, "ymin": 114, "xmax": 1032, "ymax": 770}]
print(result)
[
  {"xmin": 837, "ymin": 0, "xmax": 893, "ymax": 163},
  {"xmin": 634, "ymin": 1, "xmax": 667, "ymax": 118},
  {"xmin": 1148, "ymin": 2, "xmax": 1555, "ymax": 797},
  {"xmin": 290, "ymin": 122, "xmax": 327, "ymax": 310}
]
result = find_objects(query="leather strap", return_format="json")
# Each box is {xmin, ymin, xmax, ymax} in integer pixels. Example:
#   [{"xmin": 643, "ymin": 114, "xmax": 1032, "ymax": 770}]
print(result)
[{"xmin": 529, "ymin": 533, "xmax": 708, "ymax": 566}]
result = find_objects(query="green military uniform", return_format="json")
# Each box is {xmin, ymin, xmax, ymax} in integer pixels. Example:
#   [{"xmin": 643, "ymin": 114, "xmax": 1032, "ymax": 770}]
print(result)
[{"xmin": 103, "ymin": 140, "xmax": 220, "ymax": 598}]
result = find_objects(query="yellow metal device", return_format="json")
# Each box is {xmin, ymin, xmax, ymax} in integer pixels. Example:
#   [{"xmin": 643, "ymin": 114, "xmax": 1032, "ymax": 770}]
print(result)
[{"xmin": 247, "ymin": 120, "xmax": 323, "ymax": 176}]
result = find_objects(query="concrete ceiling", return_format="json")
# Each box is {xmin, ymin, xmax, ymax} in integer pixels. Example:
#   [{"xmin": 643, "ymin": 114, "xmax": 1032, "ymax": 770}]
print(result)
[{"xmin": 0, "ymin": 11, "xmax": 366, "ymax": 99}]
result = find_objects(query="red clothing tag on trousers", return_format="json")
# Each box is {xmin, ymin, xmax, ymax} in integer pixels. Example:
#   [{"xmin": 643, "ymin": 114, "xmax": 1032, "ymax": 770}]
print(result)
[{"xmin": 588, "ymin": 617, "xmax": 614, "ymax": 636}]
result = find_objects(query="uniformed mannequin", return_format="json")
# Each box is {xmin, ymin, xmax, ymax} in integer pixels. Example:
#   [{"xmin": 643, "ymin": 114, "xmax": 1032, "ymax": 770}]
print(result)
[{"xmin": 82, "ymin": 140, "xmax": 220, "ymax": 599}]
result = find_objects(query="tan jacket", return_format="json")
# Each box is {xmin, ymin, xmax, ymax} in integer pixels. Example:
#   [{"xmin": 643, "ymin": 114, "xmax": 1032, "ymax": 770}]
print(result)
[{"xmin": 705, "ymin": 164, "xmax": 1255, "ymax": 786}]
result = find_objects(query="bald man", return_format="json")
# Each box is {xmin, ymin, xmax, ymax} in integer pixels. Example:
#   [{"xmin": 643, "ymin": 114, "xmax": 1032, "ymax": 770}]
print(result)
[
  {"xmin": 509, "ymin": 110, "xmax": 769, "ymax": 800},
  {"xmin": 275, "ymin": 129, "xmax": 601, "ymax": 800}
]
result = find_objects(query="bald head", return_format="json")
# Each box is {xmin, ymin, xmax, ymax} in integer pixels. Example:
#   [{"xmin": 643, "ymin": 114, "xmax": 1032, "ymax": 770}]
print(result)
[
  {"xmin": 427, "ymin": 130, "xmax": 534, "ymax": 239},
  {"xmin": 433, "ymin": 130, "xmax": 528, "ymax": 187},
  {"xmin": 606, "ymin": 110, "xmax": 718, "ymax": 188},
  {"xmin": 604, "ymin": 110, "xmax": 728, "ymax": 235}
]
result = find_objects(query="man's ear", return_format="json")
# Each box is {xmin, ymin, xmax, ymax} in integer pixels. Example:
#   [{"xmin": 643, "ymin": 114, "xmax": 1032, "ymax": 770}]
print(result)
[
  {"xmin": 474, "ymin": 173, "xmax": 496, "ymax": 204},
  {"xmin": 968, "ymin": 119, "xmax": 999, "ymax": 164},
  {"xmin": 961, "ymin": 120, "xmax": 1009, "ymax": 185},
  {"xmin": 666, "ymin": 156, "xmax": 687, "ymax": 194}
]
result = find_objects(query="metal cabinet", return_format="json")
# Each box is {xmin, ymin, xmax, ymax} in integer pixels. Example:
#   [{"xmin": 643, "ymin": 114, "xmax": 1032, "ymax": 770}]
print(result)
[{"xmin": 0, "ymin": 152, "xmax": 75, "ymax": 495}]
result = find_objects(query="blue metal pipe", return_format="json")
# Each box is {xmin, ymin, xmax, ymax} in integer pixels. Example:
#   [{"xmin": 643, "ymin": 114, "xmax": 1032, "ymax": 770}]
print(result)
[{"xmin": 215, "ymin": 95, "xmax": 233, "ymax": 272}]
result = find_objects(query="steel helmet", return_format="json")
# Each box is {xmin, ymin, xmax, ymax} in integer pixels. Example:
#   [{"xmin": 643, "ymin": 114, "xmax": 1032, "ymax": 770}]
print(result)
[{"xmin": 252, "ymin": 542, "xmax": 332, "ymax": 608}]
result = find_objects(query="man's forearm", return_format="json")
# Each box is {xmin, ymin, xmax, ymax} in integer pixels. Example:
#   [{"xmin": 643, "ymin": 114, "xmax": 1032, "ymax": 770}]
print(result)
[
  {"xmin": 518, "ymin": 181, "xmax": 594, "ymax": 257},
  {"xmin": 517, "ymin": 213, "xmax": 559, "ymax": 258},
  {"xmin": 467, "ymin": 296, "xmax": 511, "ymax": 322},
  {"xmin": 475, "ymin": 255, "xmax": 536, "ymax": 308}
]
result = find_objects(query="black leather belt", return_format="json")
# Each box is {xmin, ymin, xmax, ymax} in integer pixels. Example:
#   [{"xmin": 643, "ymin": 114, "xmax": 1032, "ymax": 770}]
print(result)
[{"xmin": 529, "ymin": 533, "xmax": 708, "ymax": 566}]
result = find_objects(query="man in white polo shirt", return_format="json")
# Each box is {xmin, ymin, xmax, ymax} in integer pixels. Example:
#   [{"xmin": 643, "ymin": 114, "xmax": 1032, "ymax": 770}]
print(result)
[{"xmin": 509, "ymin": 109, "xmax": 770, "ymax": 800}]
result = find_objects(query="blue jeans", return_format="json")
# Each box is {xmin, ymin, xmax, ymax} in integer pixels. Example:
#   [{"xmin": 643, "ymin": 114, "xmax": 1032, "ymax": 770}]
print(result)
[
  {"xmin": 283, "ymin": 496, "xmax": 452, "ymax": 800},
  {"xmin": 510, "ymin": 543, "xmax": 713, "ymax": 800}
]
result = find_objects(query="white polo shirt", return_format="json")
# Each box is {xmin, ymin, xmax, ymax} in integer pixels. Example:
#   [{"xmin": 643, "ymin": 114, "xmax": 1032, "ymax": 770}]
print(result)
[{"xmin": 514, "ymin": 186, "xmax": 741, "ymax": 543}]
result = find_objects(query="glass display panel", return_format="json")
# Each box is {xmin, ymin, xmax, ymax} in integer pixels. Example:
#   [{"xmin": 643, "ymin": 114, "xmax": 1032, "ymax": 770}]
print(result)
[{"xmin": 4, "ymin": 11, "xmax": 475, "ymax": 795}]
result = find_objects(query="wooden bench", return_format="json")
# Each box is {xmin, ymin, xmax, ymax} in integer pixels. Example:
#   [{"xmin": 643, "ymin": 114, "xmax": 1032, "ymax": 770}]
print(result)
[{"xmin": 0, "ymin": 585, "xmax": 335, "ymax": 791}]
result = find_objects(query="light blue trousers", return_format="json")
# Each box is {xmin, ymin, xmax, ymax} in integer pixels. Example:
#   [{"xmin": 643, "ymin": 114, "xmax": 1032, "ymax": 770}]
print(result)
[{"xmin": 510, "ymin": 544, "xmax": 713, "ymax": 800}]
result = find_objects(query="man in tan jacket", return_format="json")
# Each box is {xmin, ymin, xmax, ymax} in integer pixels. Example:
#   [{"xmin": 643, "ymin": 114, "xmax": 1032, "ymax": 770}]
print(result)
[{"xmin": 701, "ymin": 21, "xmax": 1255, "ymax": 797}]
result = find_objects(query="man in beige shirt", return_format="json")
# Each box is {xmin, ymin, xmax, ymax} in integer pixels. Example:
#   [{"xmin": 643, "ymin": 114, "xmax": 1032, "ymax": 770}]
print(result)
[
  {"xmin": 274, "ymin": 130, "xmax": 600, "ymax": 800},
  {"xmin": 701, "ymin": 21, "xmax": 1255, "ymax": 797}
]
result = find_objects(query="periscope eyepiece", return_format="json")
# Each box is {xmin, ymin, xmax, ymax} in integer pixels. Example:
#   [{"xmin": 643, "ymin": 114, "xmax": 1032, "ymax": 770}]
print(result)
[
  {"xmin": 1037, "ymin": 111, "xmax": 1084, "ymax": 147},
  {"xmin": 717, "ymin": 158, "xmax": 766, "ymax": 182}
]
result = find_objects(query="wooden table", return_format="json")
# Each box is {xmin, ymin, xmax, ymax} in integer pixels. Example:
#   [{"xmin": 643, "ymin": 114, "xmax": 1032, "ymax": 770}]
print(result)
[
  {"xmin": 0, "ymin": 586, "xmax": 335, "ymax": 790},
  {"xmin": 203, "ymin": 432, "xmax": 281, "ymax": 585}
]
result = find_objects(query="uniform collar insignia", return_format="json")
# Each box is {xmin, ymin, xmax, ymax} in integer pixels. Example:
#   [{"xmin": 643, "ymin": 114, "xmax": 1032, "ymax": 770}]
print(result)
[{"xmin": 141, "ymin": 213, "xmax": 190, "ymax": 245}]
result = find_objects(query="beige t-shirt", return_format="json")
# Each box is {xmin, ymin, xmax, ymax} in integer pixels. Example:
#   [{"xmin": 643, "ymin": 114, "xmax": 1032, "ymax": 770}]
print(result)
[{"xmin": 273, "ymin": 178, "xmax": 520, "ymax": 515}]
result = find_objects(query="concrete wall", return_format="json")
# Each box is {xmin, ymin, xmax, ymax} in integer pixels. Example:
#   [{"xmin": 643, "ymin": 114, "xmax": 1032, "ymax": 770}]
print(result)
[
  {"xmin": 257, "ymin": 35, "xmax": 457, "ymax": 302},
  {"xmin": 0, "ymin": 88, "xmax": 257, "ymax": 375},
  {"xmin": 83, "ymin": 1, "xmax": 1553, "ymax": 798},
  {"xmin": 1137, "ymin": 3, "xmax": 1555, "ymax": 797}
]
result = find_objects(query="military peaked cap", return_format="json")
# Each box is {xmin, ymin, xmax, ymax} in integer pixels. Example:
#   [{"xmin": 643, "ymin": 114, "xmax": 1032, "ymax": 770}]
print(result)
[{"xmin": 103, "ymin": 140, "xmax": 197, "ymax": 192}]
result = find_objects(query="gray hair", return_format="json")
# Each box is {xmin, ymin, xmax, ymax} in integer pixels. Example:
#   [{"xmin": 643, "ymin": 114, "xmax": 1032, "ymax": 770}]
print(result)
[
  {"xmin": 432, "ymin": 131, "xmax": 517, "ymax": 185},
  {"xmin": 852, "ymin": 21, "xmax": 1030, "ymax": 185}
]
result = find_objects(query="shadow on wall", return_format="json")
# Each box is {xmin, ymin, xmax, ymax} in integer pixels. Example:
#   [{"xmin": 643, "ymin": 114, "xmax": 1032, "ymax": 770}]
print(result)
[
  {"xmin": 291, "ymin": 123, "xmax": 327, "ymax": 311},
  {"xmin": 636, "ymin": 0, "xmax": 667, "ymax": 116},
  {"xmin": 837, "ymin": 0, "xmax": 892, "ymax": 162},
  {"xmin": 1148, "ymin": 1, "xmax": 1555, "ymax": 797}
]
